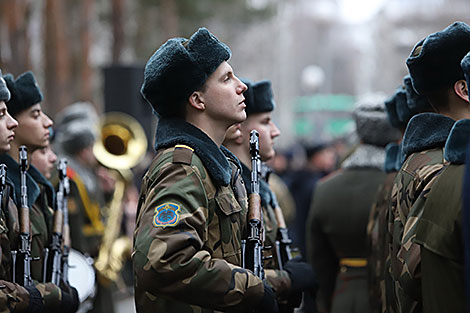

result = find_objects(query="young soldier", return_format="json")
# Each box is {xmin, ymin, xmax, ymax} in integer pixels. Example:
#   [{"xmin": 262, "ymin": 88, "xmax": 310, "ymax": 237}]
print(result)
[
  {"xmin": 307, "ymin": 94, "xmax": 400, "ymax": 313},
  {"xmin": 409, "ymin": 51, "xmax": 470, "ymax": 313},
  {"xmin": 223, "ymin": 79, "xmax": 317, "ymax": 312},
  {"xmin": 133, "ymin": 28, "xmax": 278, "ymax": 313},
  {"xmin": 0, "ymin": 71, "xmax": 79, "ymax": 312},
  {"xmin": 31, "ymin": 145, "xmax": 57, "ymax": 179},
  {"xmin": 386, "ymin": 21, "xmax": 470, "ymax": 313}
]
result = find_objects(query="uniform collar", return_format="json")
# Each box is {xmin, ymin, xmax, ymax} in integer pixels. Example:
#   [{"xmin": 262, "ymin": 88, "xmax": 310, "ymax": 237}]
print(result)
[
  {"xmin": 402, "ymin": 113, "xmax": 455, "ymax": 158},
  {"xmin": 154, "ymin": 117, "xmax": 232, "ymax": 187},
  {"xmin": 444, "ymin": 119, "xmax": 470, "ymax": 164}
]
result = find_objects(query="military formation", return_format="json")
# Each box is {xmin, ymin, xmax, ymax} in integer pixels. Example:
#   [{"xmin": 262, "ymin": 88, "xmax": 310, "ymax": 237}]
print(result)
[{"xmin": 0, "ymin": 18, "xmax": 468, "ymax": 313}]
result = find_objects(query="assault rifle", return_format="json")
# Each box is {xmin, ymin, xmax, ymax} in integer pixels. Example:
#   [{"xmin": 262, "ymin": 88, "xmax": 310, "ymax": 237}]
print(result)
[
  {"xmin": 272, "ymin": 194, "xmax": 293, "ymax": 271},
  {"xmin": 59, "ymin": 160, "xmax": 71, "ymax": 283},
  {"xmin": 242, "ymin": 130, "xmax": 265, "ymax": 278},
  {"xmin": 0, "ymin": 165, "xmax": 7, "ymax": 217},
  {"xmin": 12, "ymin": 146, "xmax": 33, "ymax": 287}
]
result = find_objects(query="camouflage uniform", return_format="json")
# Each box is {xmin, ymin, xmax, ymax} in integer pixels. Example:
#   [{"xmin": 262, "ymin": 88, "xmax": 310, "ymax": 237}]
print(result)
[
  {"xmin": 0, "ymin": 154, "xmax": 65, "ymax": 312},
  {"xmin": 386, "ymin": 113, "xmax": 455, "ymax": 313},
  {"xmin": 133, "ymin": 119, "xmax": 264, "ymax": 313},
  {"xmin": 413, "ymin": 120, "xmax": 468, "ymax": 313},
  {"xmin": 367, "ymin": 143, "xmax": 400, "ymax": 313}
]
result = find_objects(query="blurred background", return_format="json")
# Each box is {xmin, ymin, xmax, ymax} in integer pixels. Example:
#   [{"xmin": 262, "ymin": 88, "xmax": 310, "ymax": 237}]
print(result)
[{"xmin": 0, "ymin": 0, "xmax": 468, "ymax": 150}]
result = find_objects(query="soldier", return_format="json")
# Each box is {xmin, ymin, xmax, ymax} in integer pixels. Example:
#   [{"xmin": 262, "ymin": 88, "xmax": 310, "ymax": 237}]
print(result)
[
  {"xmin": 307, "ymin": 94, "xmax": 401, "ymax": 313},
  {"xmin": 223, "ymin": 79, "xmax": 317, "ymax": 313},
  {"xmin": 0, "ymin": 71, "xmax": 79, "ymax": 312},
  {"xmin": 133, "ymin": 28, "xmax": 278, "ymax": 313},
  {"xmin": 367, "ymin": 77, "xmax": 432, "ymax": 313},
  {"xmin": 31, "ymin": 145, "xmax": 57, "ymax": 179},
  {"xmin": 386, "ymin": 21, "xmax": 470, "ymax": 313},
  {"xmin": 409, "ymin": 51, "xmax": 470, "ymax": 313}
]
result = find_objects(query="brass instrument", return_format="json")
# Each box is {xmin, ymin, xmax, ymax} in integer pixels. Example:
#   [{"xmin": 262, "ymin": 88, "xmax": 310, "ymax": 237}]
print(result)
[{"xmin": 93, "ymin": 112, "xmax": 147, "ymax": 286}]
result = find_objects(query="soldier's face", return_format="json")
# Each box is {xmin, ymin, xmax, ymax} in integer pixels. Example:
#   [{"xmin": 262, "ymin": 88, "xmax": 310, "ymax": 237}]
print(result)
[
  {"xmin": 241, "ymin": 111, "xmax": 280, "ymax": 162},
  {"xmin": 30, "ymin": 145, "xmax": 57, "ymax": 179},
  {"xmin": 14, "ymin": 103, "xmax": 53, "ymax": 151},
  {"xmin": 0, "ymin": 101, "xmax": 18, "ymax": 153},
  {"xmin": 199, "ymin": 61, "xmax": 247, "ymax": 126}
]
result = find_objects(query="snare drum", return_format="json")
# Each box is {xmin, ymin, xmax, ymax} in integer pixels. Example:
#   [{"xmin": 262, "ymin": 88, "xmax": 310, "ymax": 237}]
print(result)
[{"xmin": 68, "ymin": 249, "xmax": 96, "ymax": 313}]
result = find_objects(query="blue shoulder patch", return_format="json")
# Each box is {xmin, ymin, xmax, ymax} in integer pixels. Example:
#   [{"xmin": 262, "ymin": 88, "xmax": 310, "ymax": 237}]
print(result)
[{"xmin": 153, "ymin": 203, "xmax": 181, "ymax": 228}]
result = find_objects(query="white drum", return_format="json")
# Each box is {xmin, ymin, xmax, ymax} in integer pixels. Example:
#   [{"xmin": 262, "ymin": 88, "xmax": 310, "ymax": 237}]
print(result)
[{"xmin": 68, "ymin": 249, "xmax": 96, "ymax": 313}]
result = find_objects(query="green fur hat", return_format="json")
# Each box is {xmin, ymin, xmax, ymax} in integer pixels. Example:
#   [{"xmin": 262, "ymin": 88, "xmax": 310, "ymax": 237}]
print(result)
[
  {"xmin": 141, "ymin": 27, "xmax": 231, "ymax": 117},
  {"xmin": 403, "ymin": 75, "xmax": 432, "ymax": 113},
  {"xmin": 244, "ymin": 79, "xmax": 275, "ymax": 116},
  {"xmin": 3, "ymin": 71, "xmax": 43, "ymax": 117},
  {"xmin": 0, "ymin": 70, "xmax": 10, "ymax": 102},
  {"xmin": 461, "ymin": 51, "xmax": 470, "ymax": 91},
  {"xmin": 406, "ymin": 21, "xmax": 470, "ymax": 95}
]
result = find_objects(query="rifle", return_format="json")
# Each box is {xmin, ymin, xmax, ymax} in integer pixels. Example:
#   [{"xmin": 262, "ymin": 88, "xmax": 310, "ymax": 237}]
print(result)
[
  {"xmin": 0, "ymin": 165, "xmax": 7, "ymax": 218},
  {"xmin": 46, "ymin": 160, "xmax": 67, "ymax": 284},
  {"xmin": 13, "ymin": 146, "xmax": 33, "ymax": 287},
  {"xmin": 242, "ymin": 130, "xmax": 265, "ymax": 278},
  {"xmin": 272, "ymin": 195, "xmax": 293, "ymax": 271},
  {"xmin": 59, "ymin": 159, "xmax": 71, "ymax": 283}
]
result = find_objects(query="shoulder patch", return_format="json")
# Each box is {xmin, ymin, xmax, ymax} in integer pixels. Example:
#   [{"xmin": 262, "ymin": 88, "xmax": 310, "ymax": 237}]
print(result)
[
  {"xmin": 153, "ymin": 203, "xmax": 181, "ymax": 227},
  {"xmin": 172, "ymin": 145, "xmax": 194, "ymax": 165}
]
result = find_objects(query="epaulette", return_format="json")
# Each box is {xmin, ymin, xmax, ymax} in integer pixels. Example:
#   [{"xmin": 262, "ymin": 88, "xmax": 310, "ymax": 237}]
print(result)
[{"xmin": 172, "ymin": 144, "xmax": 194, "ymax": 165}]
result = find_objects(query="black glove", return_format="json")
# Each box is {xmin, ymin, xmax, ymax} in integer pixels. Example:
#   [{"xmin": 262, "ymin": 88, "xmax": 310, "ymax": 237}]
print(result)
[
  {"xmin": 59, "ymin": 285, "xmax": 79, "ymax": 313},
  {"xmin": 25, "ymin": 285, "xmax": 44, "ymax": 313},
  {"xmin": 256, "ymin": 281, "xmax": 279, "ymax": 313},
  {"xmin": 283, "ymin": 256, "xmax": 317, "ymax": 294}
]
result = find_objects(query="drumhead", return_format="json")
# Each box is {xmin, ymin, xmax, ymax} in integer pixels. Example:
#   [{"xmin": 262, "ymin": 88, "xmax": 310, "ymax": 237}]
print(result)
[{"xmin": 68, "ymin": 248, "xmax": 96, "ymax": 303}]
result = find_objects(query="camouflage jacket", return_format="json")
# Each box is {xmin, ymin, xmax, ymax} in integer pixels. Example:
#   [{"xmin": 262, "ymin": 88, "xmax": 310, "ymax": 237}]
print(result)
[
  {"xmin": 0, "ymin": 154, "xmax": 64, "ymax": 312},
  {"xmin": 386, "ymin": 113, "xmax": 455, "ymax": 313},
  {"xmin": 240, "ymin": 163, "xmax": 291, "ymax": 297},
  {"xmin": 413, "ymin": 119, "xmax": 468, "ymax": 313},
  {"xmin": 133, "ymin": 118, "xmax": 264, "ymax": 313},
  {"xmin": 367, "ymin": 143, "xmax": 400, "ymax": 313}
]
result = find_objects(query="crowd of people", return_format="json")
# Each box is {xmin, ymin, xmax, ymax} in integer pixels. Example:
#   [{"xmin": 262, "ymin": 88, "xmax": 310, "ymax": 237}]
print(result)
[{"xmin": 0, "ymin": 19, "xmax": 467, "ymax": 313}]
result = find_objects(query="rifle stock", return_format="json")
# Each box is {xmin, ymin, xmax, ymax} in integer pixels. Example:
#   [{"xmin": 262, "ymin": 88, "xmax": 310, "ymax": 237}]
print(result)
[{"xmin": 242, "ymin": 130, "xmax": 265, "ymax": 279}]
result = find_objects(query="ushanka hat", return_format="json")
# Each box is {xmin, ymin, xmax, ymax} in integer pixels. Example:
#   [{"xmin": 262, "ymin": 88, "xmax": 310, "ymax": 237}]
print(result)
[
  {"xmin": 141, "ymin": 27, "xmax": 231, "ymax": 117},
  {"xmin": 461, "ymin": 51, "xmax": 470, "ymax": 91},
  {"xmin": 244, "ymin": 79, "xmax": 275, "ymax": 116},
  {"xmin": 385, "ymin": 86, "xmax": 410, "ymax": 130},
  {"xmin": 3, "ymin": 71, "xmax": 43, "ymax": 116},
  {"xmin": 406, "ymin": 21, "xmax": 470, "ymax": 95},
  {"xmin": 403, "ymin": 75, "xmax": 432, "ymax": 113},
  {"xmin": 353, "ymin": 93, "xmax": 401, "ymax": 147},
  {"xmin": 0, "ymin": 70, "xmax": 10, "ymax": 103}
]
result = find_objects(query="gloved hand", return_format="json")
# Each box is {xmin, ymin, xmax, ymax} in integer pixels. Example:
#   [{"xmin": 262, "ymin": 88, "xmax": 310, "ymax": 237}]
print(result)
[
  {"xmin": 256, "ymin": 280, "xmax": 279, "ymax": 313},
  {"xmin": 283, "ymin": 256, "xmax": 317, "ymax": 294},
  {"xmin": 25, "ymin": 285, "xmax": 45, "ymax": 313},
  {"xmin": 59, "ymin": 285, "xmax": 79, "ymax": 313}
]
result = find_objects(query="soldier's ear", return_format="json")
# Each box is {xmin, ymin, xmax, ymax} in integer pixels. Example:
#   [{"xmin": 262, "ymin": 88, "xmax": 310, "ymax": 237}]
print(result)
[
  {"xmin": 188, "ymin": 91, "xmax": 205, "ymax": 111},
  {"xmin": 454, "ymin": 79, "xmax": 469, "ymax": 102}
]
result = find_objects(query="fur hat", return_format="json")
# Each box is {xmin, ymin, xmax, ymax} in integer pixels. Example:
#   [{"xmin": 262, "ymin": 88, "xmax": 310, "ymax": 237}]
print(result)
[
  {"xmin": 403, "ymin": 75, "xmax": 432, "ymax": 113},
  {"xmin": 385, "ymin": 86, "xmax": 410, "ymax": 130},
  {"xmin": 3, "ymin": 71, "xmax": 43, "ymax": 117},
  {"xmin": 406, "ymin": 21, "xmax": 470, "ymax": 95},
  {"xmin": 461, "ymin": 51, "xmax": 470, "ymax": 91},
  {"xmin": 0, "ymin": 70, "xmax": 10, "ymax": 102},
  {"xmin": 244, "ymin": 79, "xmax": 275, "ymax": 116},
  {"xmin": 353, "ymin": 93, "xmax": 401, "ymax": 147},
  {"xmin": 54, "ymin": 102, "xmax": 99, "ymax": 155},
  {"xmin": 141, "ymin": 27, "xmax": 231, "ymax": 117}
]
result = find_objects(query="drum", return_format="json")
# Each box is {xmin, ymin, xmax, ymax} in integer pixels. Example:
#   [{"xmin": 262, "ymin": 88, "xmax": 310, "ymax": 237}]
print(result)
[{"xmin": 68, "ymin": 249, "xmax": 96, "ymax": 313}]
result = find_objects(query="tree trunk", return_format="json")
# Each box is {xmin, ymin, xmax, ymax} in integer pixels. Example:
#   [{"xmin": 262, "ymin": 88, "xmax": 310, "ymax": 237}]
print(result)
[
  {"xmin": 80, "ymin": 0, "xmax": 93, "ymax": 101},
  {"xmin": 112, "ymin": 0, "xmax": 125, "ymax": 64},
  {"xmin": 44, "ymin": 0, "xmax": 71, "ymax": 116}
]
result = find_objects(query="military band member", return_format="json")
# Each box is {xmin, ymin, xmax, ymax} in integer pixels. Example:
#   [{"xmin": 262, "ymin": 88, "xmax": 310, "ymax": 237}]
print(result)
[
  {"xmin": 0, "ymin": 71, "xmax": 79, "ymax": 312},
  {"xmin": 386, "ymin": 21, "xmax": 470, "ymax": 313},
  {"xmin": 133, "ymin": 28, "xmax": 278, "ymax": 313}
]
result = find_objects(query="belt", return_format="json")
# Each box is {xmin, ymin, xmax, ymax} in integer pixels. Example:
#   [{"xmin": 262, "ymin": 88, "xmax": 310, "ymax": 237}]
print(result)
[{"xmin": 339, "ymin": 258, "xmax": 368, "ymax": 267}]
